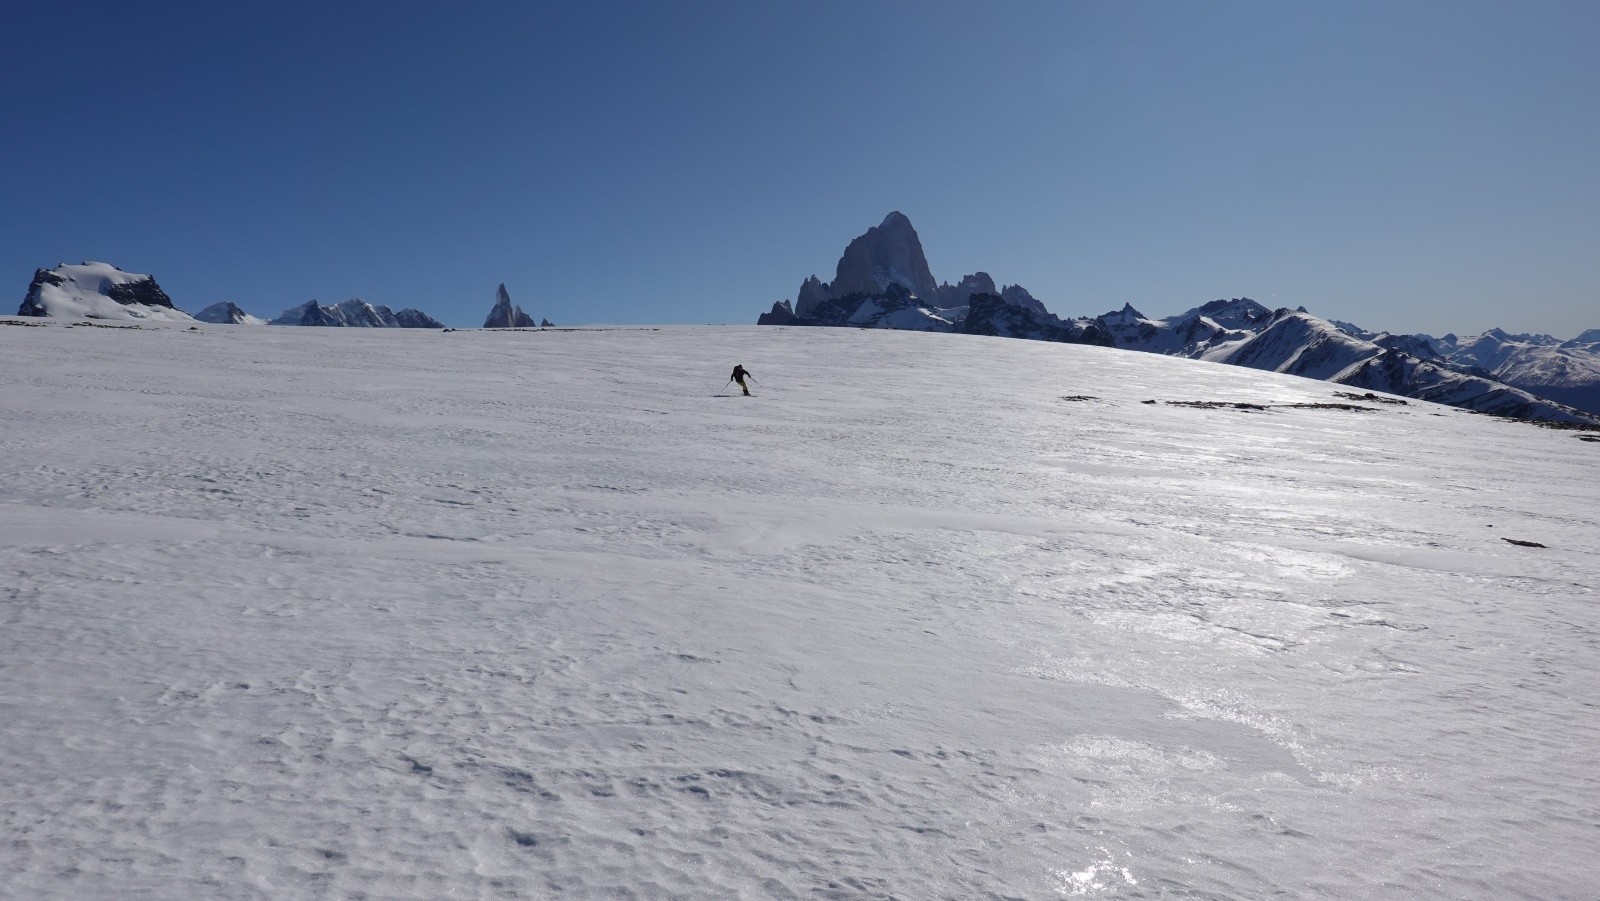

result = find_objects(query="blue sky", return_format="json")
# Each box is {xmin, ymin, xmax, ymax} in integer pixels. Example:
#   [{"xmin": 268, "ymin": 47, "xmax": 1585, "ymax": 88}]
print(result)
[{"xmin": 4, "ymin": 1, "xmax": 1597, "ymax": 334}]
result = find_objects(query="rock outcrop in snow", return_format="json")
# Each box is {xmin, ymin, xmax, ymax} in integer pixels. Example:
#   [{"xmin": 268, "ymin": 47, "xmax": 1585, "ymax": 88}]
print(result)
[
  {"xmin": 270, "ymin": 299, "xmax": 442, "ymax": 328},
  {"xmin": 17, "ymin": 262, "xmax": 192, "ymax": 321},
  {"xmin": 759, "ymin": 212, "xmax": 1106, "ymax": 347},
  {"xmin": 483, "ymin": 284, "xmax": 539, "ymax": 328},
  {"xmin": 195, "ymin": 302, "xmax": 265, "ymax": 325}
]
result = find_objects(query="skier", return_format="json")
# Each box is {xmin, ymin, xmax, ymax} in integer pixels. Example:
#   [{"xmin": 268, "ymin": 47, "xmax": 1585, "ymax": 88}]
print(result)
[{"xmin": 730, "ymin": 364, "xmax": 752, "ymax": 396}]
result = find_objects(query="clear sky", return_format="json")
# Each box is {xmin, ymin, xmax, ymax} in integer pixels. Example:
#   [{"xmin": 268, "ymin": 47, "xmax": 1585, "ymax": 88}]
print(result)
[{"xmin": 4, "ymin": 0, "xmax": 1597, "ymax": 335}]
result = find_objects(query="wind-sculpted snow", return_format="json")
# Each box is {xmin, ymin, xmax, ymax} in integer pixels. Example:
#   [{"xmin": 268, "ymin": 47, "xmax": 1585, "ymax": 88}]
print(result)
[{"xmin": 2, "ymin": 322, "xmax": 1599, "ymax": 899}]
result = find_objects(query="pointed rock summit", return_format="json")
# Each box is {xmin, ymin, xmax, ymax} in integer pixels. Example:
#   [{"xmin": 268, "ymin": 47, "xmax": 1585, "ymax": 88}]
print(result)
[
  {"xmin": 483, "ymin": 284, "xmax": 537, "ymax": 328},
  {"xmin": 830, "ymin": 211, "xmax": 939, "ymax": 302}
]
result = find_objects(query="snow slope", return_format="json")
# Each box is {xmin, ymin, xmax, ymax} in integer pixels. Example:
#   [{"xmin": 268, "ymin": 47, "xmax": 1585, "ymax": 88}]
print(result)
[{"xmin": 2, "ymin": 322, "xmax": 1598, "ymax": 899}]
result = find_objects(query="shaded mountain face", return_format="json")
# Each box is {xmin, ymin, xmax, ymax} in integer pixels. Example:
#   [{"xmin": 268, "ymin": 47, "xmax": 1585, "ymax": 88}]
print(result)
[
  {"xmin": 270, "ymin": 299, "xmax": 441, "ymax": 328},
  {"xmin": 483, "ymin": 284, "xmax": 537, "ymax": 328},
  {"xmin": 959, "ymin": 293, "xmax": 1112, "ymax": 346},
  {"xmin": 394, "ymin": 308, "xmax": 444, "ymax": 329},
  {"xmin": 760, "ymin": 213, "xmax": 1105, "ymax": 347},
  {"xmin": 195, "ymin": 302, "xmax": 263, "ymax": 325},
  {"xmin": 830, "ymin": 211, "xmax": 939, "ymax": 302},
  {"xmin": 18, "ymin": 262, "xmax": 191, "ymax": 321}
]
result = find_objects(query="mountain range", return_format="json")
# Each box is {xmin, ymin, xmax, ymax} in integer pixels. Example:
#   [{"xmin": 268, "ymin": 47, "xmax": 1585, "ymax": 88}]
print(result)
[
  {"xmin": 759, "ymin": 213, "xmax": 1600, "ymax": 425},
  {"xmin": 269, "ymin": 298, "xmax": 443, "ymax": 328},
  {"xmin": 14, "ymin": 262, "xmax": 566, "ymax": 333},
  {"xmin": 14, "ymin": 261, "xmax": 447, "ymax": 329}
]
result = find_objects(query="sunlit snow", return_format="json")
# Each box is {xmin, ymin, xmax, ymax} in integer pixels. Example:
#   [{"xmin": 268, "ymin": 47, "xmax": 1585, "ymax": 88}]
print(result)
[
  {"xmin": 22, "ymin": 262, "xmax": 195, "ymax": 322},
  {"xmin": 2, "ymin": 321, "xmax": 1597, "ymax": 899}
]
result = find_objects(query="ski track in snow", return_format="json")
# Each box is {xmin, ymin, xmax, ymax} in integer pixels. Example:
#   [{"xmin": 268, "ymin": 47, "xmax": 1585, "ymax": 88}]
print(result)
[{"xmin": 2, "ymin": 322, "xmax": 1598, "ymax": 900}]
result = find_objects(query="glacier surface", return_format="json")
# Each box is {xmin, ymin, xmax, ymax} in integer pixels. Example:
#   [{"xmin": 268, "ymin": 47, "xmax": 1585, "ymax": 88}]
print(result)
[{"xmin": 1, "ymin": 321, "xmax": 1597, "ymax": 899}]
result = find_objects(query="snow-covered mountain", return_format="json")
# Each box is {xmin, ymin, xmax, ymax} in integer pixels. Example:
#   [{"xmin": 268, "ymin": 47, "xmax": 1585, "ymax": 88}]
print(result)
[
  {"xmin": 1426, "ymin": 328, "xmax": 1600, "ymax": 415},
  {"xmin": 270, "ymin": 298, "xmax": 443, "ymax": 328},
  {"xmin": 4, "ymin": 323, "xmax": 1599, "ymax": 899},
  {"xmin": 1102, "ymin": 304, "xmax": 1599, "ymax": 425},
  {"xmin": 1097, "ymin": 298, "xmax": 1270, "ymax": 357},
  {"xmin": 16, "ymin": 261, "xmax": 193, "ymax": 322},
  {"xmin": 482, "ymin": 283, "xmax": 539, "ymax": 328},
  {"xmin": 195, "ymin": 301, "xmax": 265, "ymax": 325},
  {"xmin": 759, "ymin": 212, "xmax": 1108, "ymax": 345}
]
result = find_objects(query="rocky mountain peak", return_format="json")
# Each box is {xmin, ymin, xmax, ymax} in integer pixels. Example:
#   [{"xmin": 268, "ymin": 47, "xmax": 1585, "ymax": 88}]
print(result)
[
  {"xmin": 483, "ymin": 283, "xmax": 537, "ymax": 328},
  {"xmin": 998, "ymin": 284, "xmax": 1047, "ymax": 315},
  {"xmin": 830, "ymin": 211, "xmax": 938, "ymax": 301}
]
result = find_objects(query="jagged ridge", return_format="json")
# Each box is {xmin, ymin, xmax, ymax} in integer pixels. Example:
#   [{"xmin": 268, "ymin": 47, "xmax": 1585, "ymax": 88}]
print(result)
[{"xmin": 759, "ymin": 212, "xmax": 1106, "ymax": 347}]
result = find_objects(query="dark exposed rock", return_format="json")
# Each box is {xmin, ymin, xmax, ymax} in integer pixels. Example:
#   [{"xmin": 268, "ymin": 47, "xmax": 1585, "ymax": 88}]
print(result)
[
  {"xmin": 757, "ymin": 299, "xmax": 797, "ymax": 325},
  {"xmin": 999, "ymin": 284, "xmax": 1048, "ymax": 315},
  {"xmin": 959, "ymin": 293, "xmax": 1112, "ymax": 346},
  {"xmin": 105, "ymin": 278, "xmax": 174, "ymax": 309},
  {"xmin": 794, "ymin": 275, "xmax": 834, "ymax": 318},
  {"xmin": 936, "ymin": 272, "xmax": 998, "ymax": 309},
  {"xmin": 17, "ymin": 269, "xmax": 67, "ymax": 316}
]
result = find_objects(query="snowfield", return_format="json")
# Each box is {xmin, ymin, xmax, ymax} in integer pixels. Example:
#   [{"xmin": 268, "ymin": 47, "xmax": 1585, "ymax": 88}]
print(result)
[{"xmin": 2, "ymin": 321, "xmax": 1598, "ymax": 899}]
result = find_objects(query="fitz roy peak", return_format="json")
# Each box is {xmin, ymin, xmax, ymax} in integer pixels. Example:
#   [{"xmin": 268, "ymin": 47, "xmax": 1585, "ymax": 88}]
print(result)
[
  {"xmin": 760, "ymin": 212, "xmax": 1109, "ymax": 346},
  {"xmin": 17, "ymin": 262, "xmax": 192, "ymax": 322},
  {"xmin": 825, "ymin": 211, "xmax": 940, "ymax": 306},
  {"xmin": 756, "ymin": 214, "xmax": 1599, "ymax": 426}
]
